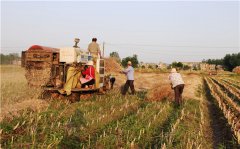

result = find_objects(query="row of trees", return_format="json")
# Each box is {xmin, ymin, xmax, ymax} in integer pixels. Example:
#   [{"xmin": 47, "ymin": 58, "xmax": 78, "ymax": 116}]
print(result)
[
  {"xmin": 110, "ymin": 52, "xmax": 195, "ymax": 70},
  {"xmin": 0, "ymin": 53, "xmax": 20, "ymax": 64},
  {"xmin": 110, "ymin": 51, "xmax": 139, "ymax": 68},
  {"xmin": 169, "ymin": 62, "xmax": 198, "ymax": 70},
  {"xmin": 110, "ymin": 52, "xmax": 193, "ymax": 70},
  {"xmin": 202, "ymin": 53, "xmax": 240, "ymax": 71},
  {"xmin": 111, "ymin": 51, "xmax": 239, "ymax": 71}
]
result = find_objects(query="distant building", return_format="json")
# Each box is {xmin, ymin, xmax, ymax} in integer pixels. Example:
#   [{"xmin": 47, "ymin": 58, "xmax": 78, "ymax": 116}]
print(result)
[
  {"xmin": 139, "ymin": 62, "xmax": 169, "ymax": 69},
  {"xmin": 181, "ymin": 62, "xmax": 201, "ymax": 70},
  {"xmin": 200, "ymin": 63, "xmax": 224, "ymax": 71},
  {"xmin": 216, "ymin": 65, "xmax": 224, "ymax": 71},
  {"xmin": 200, "ymin": 63, "xmax": 216, "ymax": 71},
  {"xmin": 158, "ymin": 62, "xmax": 168, "ymax": 69},
  {"xmin": 139, "ymin": 62, "xmax": 158, "ymax": 69}
]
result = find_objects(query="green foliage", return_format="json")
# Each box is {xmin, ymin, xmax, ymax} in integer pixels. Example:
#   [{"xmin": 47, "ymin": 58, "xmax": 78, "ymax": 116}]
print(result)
[
  {"xmin": 59, "ymin": 135, "xmax": 82, "ymax": 149},
  {"xmin": 223, "ymin": 53, "xmax": 240, "ymax": 71},
  {"xmin": 121, "ymin": 54, "xmax": 139, "ymax": 68},
  {"xmin": 2, "ymin": 65, "xmax": 239, "ymax": 148},
  {"xmin": 110, "ymin": 51, "xmax": 121, "ymax": 63},
  {"xmin": 203, "ymin": 52, "xmax": 240, "ymax": 71},
  {"xmin": 147, "ymin": 65, "xmax": 158, "ymax": 69},
  {"xmin": 70, "ymin": 109, "xmax": 86, "ymax": 127},
  {"xmin": 193, "ymin": 65, "xmax": 198, "ymax": 71},
  {"xmin": 203, "ymin": 58, "xmax": 223, "ymax": 65},
  {"xmin": 171, "ymin": 62, "xmax": 183, "ymax": 69},
  {"xmin": 0, "ymin": 53, "xmax": 20, "ymax": 64},
  {"xmin": 183, "ymin": 65, "xmax": 191, "ymax": 70},
  {"xmin": 148, "ymin": 65, "xmax": 153, "ymax": 69}
]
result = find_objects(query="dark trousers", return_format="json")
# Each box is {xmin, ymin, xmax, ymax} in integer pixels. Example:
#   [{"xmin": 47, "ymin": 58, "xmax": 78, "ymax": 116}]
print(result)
[
  {"xmin": 110, "ymin": 77, "xmax": 116, "ymax": 89},
  {"xmin": 122, "ymin": 80, "xmax": 135, "ymax": 95},
  {"xmin": 81, "ymin": 79, "xmax": 95, "ymax": 88},
  {"xmin": 174, "ymin": 84, "xmax": 184, "ymax": 105}
]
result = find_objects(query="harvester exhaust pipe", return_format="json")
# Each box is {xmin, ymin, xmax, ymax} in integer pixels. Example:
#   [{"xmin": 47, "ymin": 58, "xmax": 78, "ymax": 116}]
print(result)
[{"xmin": 73, "ymin": 38, "xmax": 80, "ymax": 48}]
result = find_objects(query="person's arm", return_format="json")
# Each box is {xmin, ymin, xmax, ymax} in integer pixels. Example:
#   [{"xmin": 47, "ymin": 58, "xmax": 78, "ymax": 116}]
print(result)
[
  {"xmin": 82, "ymin": 67, "xmax": 89, "ymax": 75},
  {"xmin": 168, "ymin": 74, "xmax": 171, "ymax": 80},
  {"xmin": 122, "ymin": 67, "xmax": 130, "ymax": 74},
  {"xmin": 88, "ymin": 44, "xmax": 91, "ymax": 54},
  {"xmin": 168, "ymin": 74, "xmax": 173, "ymax": 89},
  {"xmin": 98, "ymin": 45, "xmax": 101, "ymax": 57}
]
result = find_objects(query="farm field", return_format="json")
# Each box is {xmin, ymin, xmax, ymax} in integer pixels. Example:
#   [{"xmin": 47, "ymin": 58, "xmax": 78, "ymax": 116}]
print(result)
[{"xmin": 0, "ymin": 65, "xmax": 239, "ymax": 148}]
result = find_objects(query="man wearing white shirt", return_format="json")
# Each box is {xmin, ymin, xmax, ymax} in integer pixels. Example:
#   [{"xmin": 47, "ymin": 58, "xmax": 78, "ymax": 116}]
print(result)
[
  {"xmin": 122, "ymin": 61, "xmax": 135, "ymax": 95},
  {"xmin": 169, "ymin": 68, "xmax": 185, "ymax": 105}
]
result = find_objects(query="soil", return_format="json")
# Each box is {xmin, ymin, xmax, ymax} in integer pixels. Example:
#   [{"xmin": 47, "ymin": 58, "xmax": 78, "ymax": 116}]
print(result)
[{"xmin": 203, "ymin": 80, "xmax": 239, "ymax": 148}]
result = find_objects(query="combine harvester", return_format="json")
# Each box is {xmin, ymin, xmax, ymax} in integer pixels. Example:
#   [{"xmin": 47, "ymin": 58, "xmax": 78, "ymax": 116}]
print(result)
[{"xmin": 21, "ymin": 38, "xmax": 109, "ymax": 102}]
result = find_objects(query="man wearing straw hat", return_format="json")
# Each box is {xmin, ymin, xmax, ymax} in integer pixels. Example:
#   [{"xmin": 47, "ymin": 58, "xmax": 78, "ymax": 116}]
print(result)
[
  {"xmin": 121, "ymin": 61, "xmax": 135, "ymax": 95},
  {"xmin": 168, "ymin": 68, "xmax": 185, "ymax": 106}
]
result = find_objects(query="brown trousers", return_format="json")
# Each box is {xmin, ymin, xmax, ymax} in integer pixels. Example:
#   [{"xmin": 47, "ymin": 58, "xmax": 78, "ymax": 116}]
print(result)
[
  {"xmin": 122, "ymin": 80, "xmax": 135, "ymax": 95},
  {"xmin": 174, "ymin": 84, "xmax": 184, "ymax": 105}
]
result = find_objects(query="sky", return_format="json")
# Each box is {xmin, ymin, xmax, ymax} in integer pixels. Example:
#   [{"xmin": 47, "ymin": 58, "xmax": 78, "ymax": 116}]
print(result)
[{"xmin": 1, "ymin": 1, "xmax": 239, "ymax": 63}]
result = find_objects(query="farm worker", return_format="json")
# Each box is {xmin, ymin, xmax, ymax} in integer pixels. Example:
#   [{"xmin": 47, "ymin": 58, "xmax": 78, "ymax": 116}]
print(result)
[
  {"xmin": 88, "ymin": 38, "xmax": 101, "ymax": 61},
  {"xmin": 109, "ymin": 74, "xmax": 116, "ymax": 89},
  {"xmin": 80, "ymin": 61, "xmax": 95, "ymax": 88},
  {"xmin": 168, "ymin": 68, "xmax": 185, "ymax": 106},
  {"xmin": 121, "ymin": 61, "xmax": 135, "ymax": 95}
]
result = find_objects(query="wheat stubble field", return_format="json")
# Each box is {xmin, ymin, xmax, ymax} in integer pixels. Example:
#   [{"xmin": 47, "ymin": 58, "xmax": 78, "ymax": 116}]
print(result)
[{"xmin": 0, "ymin": 65, "xmax": 239, "ymax": 148}]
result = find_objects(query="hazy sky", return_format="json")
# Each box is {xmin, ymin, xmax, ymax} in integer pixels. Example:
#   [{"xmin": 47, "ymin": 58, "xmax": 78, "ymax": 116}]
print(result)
[{"xmin": 1, "ymin": 1, "xmax": 239, "ymax": 63}]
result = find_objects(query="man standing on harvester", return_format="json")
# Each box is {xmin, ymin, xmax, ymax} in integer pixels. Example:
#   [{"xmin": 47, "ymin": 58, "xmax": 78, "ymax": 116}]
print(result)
[
  {"xmin": 88, "ymin": 38, "xmax": 101, "ymax": 60},
  {"xmin": 122, "ymin": 61, "xmax": 135, "ymax": 95}
]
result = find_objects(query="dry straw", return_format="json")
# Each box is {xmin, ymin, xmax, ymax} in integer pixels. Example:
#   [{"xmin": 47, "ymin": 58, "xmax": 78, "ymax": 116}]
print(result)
[
  {"xmin": 105, "ymin": 58, "xmax": 122, "ymax": 73},
  {"xmin": 146, "ymin": 84, "xmax": 174, "ymax": 101}
]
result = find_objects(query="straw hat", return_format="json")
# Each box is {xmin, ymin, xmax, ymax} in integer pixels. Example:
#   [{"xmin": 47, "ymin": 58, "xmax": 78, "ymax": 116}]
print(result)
[
  {"xmin": 86, "ymin": 61, "xmax": 93, "ymax": 66},
  {"xmin": 171, "ymin": 68, "xmax": 177, "ymax": 73},
  {"xmin": 127, "ymin": 61, "xmax": 132, "ymax": 65}
]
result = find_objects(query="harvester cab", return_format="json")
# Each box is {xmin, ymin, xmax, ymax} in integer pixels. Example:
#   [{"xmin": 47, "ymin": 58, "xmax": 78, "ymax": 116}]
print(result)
[{"xmin": 22, "ymin": 38, "xmax": 109, "ymax": 101}]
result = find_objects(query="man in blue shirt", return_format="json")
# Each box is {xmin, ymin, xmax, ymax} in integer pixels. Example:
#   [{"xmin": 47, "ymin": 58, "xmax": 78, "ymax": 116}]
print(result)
[{"xmin": 122, "ymin": 61, "xmax": 135, "ymax": 95}]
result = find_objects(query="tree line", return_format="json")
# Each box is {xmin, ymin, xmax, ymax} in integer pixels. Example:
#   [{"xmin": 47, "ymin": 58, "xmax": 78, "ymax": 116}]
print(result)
[
  {"xmin": 110, "ymin": 51, "xmax": 196, "ymax": 70},
  {"xmin": 110, "ymin": 51, "xmax": 240, "ymax": 72},
  {"xmin": 0, "ymin": 53, "xmax": 20, "ymax": 64},
  {"xmin": 202, "ymin": 52, "xmax": 240, "ymax": 71},
  {"xmin": 110, "ymin": 51, "xmax": 194, "ymax": 70},
  {"xmin": 110, "ymin": 52, "xmax": 139, "ymax": 68}
]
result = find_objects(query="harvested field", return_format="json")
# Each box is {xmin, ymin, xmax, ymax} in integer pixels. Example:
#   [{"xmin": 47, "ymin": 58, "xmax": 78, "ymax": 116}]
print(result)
[
  {"xmin": 0, "ymin": 99, "xmax": 48, "ymax": 121},
  {"xmin": 146, "ymin": 84, "xmax": 174, "ymax": 101},
  {"xmin": 0, "ymin": 65, "xmax": 49, "ymax": 121},
  {"xmin": 1, "ymin": 65, "xmax": 239, "ymax": 148}
]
